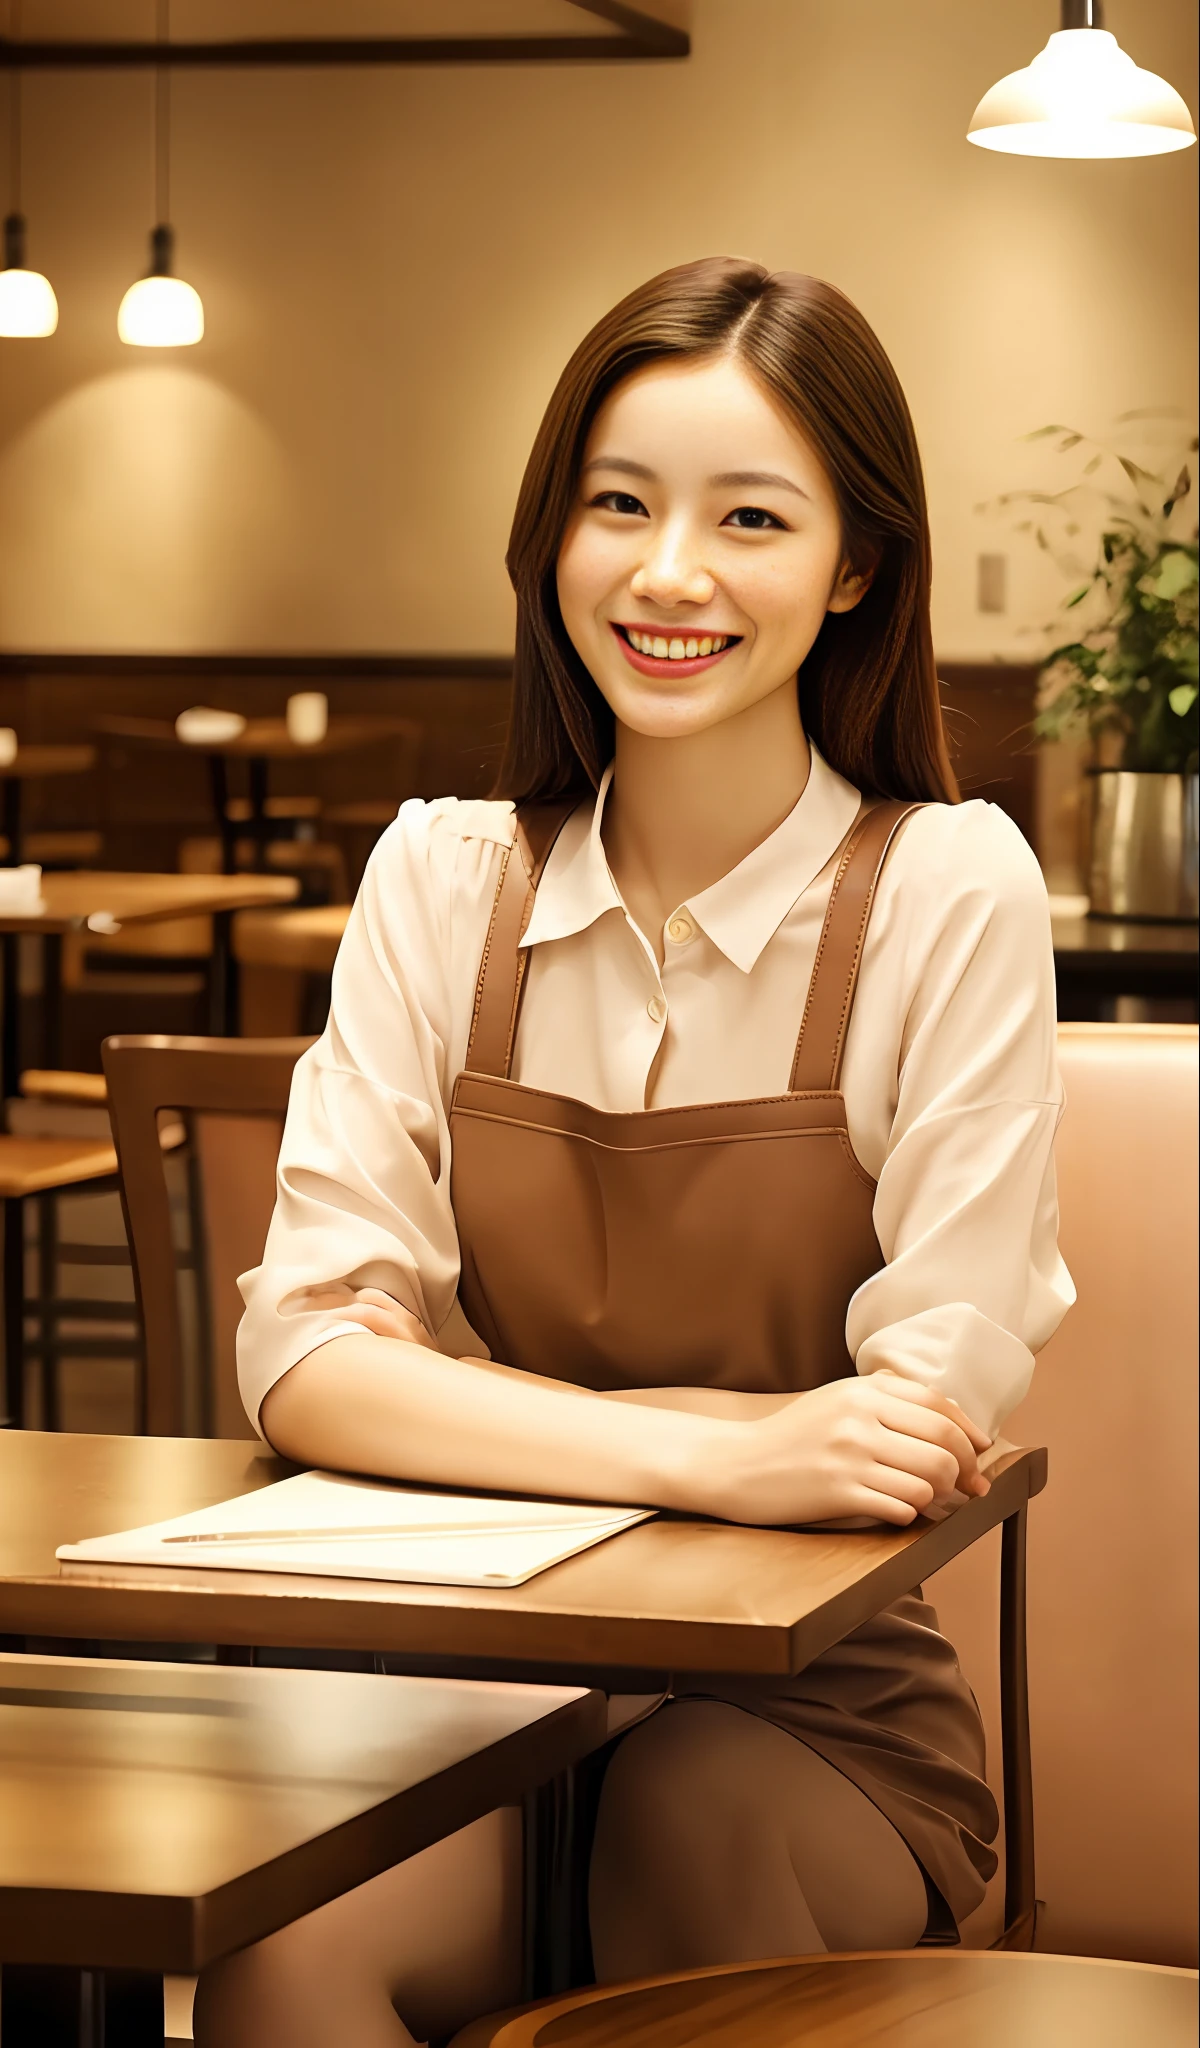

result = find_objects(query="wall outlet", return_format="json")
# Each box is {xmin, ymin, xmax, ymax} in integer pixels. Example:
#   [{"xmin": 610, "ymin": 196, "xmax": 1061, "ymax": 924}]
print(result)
[{"xmin": 977, "ymin": 553, "xmax": 1007, "ymax": 614}]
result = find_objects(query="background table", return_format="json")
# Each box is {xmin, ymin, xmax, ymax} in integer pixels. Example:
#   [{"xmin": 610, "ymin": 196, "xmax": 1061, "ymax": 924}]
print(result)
[
  {"xmin": 0, "ymin": 870, "xmax": 300, "ymax": 1090},
  {"xmin": 96, "ymin": 715, "xmax": 421, "ymax": 874},
  {"xmin": 1051, "ymin": 907, "xmax": 1198, "ymax": 1019}
]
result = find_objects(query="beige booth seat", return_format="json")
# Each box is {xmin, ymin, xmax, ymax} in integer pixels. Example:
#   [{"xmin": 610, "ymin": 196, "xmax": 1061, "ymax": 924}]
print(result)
[{"xmin": 929, "ymin": 1024, "xmax": 1199, "ymax": 1966}]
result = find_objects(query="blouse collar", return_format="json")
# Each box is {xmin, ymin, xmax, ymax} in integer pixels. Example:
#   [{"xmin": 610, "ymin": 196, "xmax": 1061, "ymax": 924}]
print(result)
[{"xmin": 521, "ymin": 741, "xmax": 861, "ymax": 974}]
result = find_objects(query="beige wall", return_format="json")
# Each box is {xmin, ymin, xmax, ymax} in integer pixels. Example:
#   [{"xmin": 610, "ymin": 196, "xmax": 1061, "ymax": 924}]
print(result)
[{"xmin": 0, "ymin": 0, "xmax": 1195, "ymax": 657}]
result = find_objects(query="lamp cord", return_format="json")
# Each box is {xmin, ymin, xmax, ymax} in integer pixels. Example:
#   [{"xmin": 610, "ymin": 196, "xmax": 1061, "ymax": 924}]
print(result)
[
  {"xmin": 8, "ymin": 0, "xmax": 21, "ymax": 216},
  {"xmin": 155, "ymin": 0, "xmax": 170, "ymax": 225}
]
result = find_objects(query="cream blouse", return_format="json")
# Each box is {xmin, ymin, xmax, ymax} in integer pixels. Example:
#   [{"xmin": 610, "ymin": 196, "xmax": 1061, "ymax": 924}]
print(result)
[{"xmin": 237, "ymin": 744, "xmax": 1074, "ymax": 1439}]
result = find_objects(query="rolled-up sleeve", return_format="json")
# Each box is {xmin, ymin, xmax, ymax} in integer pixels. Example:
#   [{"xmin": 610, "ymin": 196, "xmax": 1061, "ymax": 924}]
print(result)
[
  {"xmin": 845, "ymin": 803, "xmax": 1075, "ymax": 1437},
  {"xmin": 236, "ymin": 797, "xmax": 510, "ymax": 1434}
]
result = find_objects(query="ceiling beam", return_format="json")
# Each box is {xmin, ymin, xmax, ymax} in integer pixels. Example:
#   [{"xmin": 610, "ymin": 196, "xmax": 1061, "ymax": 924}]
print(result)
[{"xmin": 0, "ymin": 3, "xmax": 689, "ymax": 70}]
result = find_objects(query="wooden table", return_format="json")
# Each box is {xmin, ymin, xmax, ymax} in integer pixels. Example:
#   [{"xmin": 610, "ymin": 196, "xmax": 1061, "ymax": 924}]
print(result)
[
  {"xmin": 0, "ymin": 1649, "xmax": 603, "ymax": 2047},
  {"xmin": 0, "ymin": 870, "xmax": 300, "ymax": 1095},
  {"xmin": 451, "ymin": 1951, "xmax": 1198, "ymax": 2048},
  {"xmin": 0, "ymin": 744, "xmax": 96, "ymax": 869},
  {"xmin": 96, "ymin": 714, "xmax": 420, "ymax": 875},
  {"xmin": 1052, "ymin": 907, "xmax": 1198, "ymax": 1019},
  {"xmin": 0, "ymin": 1431, "xmax": 1045, "ymax": 1685},
  {"xmin": 0, "ymin": 1429, "xmax": 1047, "ymax": 1973}
]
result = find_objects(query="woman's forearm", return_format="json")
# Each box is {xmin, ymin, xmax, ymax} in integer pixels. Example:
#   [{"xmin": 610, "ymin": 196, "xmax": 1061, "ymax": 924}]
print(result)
[{"xmin": 259, "ymin": 1334, "xmax": 734, "ymax": 1513}]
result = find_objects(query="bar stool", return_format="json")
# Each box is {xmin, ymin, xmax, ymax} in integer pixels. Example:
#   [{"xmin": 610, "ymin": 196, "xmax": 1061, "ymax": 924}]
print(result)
[{"xmin": 0, "ymin": 1130, "xmax": 119, "ymax": 1428}]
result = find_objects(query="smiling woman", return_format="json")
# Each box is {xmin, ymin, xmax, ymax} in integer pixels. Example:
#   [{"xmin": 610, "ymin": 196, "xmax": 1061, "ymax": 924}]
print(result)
[{"xmin": 212, "ymin": 258, "xmax": 1071, "ymax": 2047}]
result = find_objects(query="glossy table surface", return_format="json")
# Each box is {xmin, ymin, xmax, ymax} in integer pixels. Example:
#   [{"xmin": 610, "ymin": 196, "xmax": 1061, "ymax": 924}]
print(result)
[
  {"xmin": 1051, "ymin": 910, "xmax": 1198, "ymax": 962},
  {"xmin": 0, "ymin": 745, "xmax": 96, "ymax": 780},
  {"xmin": 95, "ymin": 713, "xmax": 418, "ymax": 760},
  {"xmin": 0, "ymin": 1432, "xmax": 1046, "ymax": 1681},
  {"xmin": 0, "ymin": 1650, "xmax": 602, "ymax": 1973},
  {"xmin": 0, "ymin": 870, "xmax": 299, "ymax": 935},
  {"xmin": 452, "ymin": 1951, "xmax": 1198, "ymax": 2048}
]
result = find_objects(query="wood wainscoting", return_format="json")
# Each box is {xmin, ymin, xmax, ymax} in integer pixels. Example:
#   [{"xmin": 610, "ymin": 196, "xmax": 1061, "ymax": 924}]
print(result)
[{"xmin": 0, "ymin": 653, "xmax": 1040, "ymax": 869}]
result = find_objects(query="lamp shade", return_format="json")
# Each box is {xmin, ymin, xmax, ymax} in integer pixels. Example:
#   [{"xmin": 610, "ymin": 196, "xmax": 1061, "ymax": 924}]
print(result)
[
  {"xmin": 118, "ymin": 273, "xmax": 204, "ymax": 347},
  {"xmin": 968, "ymin": 29, "xmax": 1197, "ymax": 158},
  {"xmin": 0, "ymin": 214, "xmax": 58, "ymax": 338},
  {"xmin": 118, "ymin": 224, "xmax": 204, "ymax": 347}
]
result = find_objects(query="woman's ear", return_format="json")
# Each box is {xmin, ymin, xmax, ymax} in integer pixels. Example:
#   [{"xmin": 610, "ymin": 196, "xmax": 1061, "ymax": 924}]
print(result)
[{"xmin": 827, "ymin": 553, "xmax": 878, "ymax": 615}]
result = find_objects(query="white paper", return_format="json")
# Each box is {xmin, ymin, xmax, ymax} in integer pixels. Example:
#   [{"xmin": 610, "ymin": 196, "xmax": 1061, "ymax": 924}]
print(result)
[{"xmin": 56, "ymin": 1470, "xmax": 654, "ymax": 1589}]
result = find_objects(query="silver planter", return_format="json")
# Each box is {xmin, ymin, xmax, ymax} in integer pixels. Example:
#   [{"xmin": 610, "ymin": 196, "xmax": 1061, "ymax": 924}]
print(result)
[{"xmin": 1087, "ymin": 769, "xmax": 1199, "ymax": 922}]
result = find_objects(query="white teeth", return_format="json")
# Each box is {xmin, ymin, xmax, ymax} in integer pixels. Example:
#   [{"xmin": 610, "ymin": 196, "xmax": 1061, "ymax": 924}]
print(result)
[{"xmin": 625, "ymin": 629, "xmax": 732, "ymax": 659}]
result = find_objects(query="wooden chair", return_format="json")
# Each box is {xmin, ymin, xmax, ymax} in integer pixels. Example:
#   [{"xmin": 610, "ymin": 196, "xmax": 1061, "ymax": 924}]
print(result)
[
  {"xmin": 5, "ymin": 1075, "xmax": 191, "ymax": 1432},
  {"xmin": 449, "ymin": 1950, "xmax": 1197, "ymax": 2048},
  {"xmin": 101, "ymin": 1034, "xmax": 310, "ymax": 1436},
  {"xmin": 233, "ymin": 902, "xmax": 350, "ymax": 1035}
]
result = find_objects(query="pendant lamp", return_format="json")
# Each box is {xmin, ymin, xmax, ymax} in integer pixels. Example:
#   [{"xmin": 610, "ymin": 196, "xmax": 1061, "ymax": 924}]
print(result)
[
  {"xmin": 118, "ymin": 0, "xmax": 203, "ymax": 347},
  {"xmin": 968, "ymin": 0, "xmax": 1196, "ymax": 160},
  {"xmin": 0, "ymin": 8, "xmax": 58, "ymax": 339}
]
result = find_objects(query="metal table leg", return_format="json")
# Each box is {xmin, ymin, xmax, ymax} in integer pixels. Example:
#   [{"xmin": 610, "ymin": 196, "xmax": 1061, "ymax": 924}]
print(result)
[
  {"xmin": 2, "ymin": 1198, "xmax": 24, "ymax": 1428},
  {"xmin": 208, "ymin": 910, "xmax": 239, "ymax": 1036},
  {"xmin": 998, "ymin": 1503, "xmax": 1038, "ymax": 1948},
  {"xmin": 1, "ymin": 931, "xmax": 20, "ymax": 1110}
]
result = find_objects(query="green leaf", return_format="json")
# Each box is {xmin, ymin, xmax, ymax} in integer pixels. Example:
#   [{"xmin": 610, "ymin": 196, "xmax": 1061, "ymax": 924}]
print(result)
[
  {"xmin": 1083, "ymin": 455, "xmax": 1103, "ymax": 475},
  {"xmin": 1148, "ymin": 550, "xmax": 1199, "ymax": 601},
  {"xmin": 1064, "ymin": 584, "xmax": 1091, "ymax": 608},
  {"xmin": 1168, "ymin": 684, "xmax": 1198, "ymax": 717}
]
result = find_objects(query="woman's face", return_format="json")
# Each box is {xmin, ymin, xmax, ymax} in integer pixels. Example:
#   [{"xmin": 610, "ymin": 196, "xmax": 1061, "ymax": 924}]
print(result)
[{"xmin": 556, "ymin": 353, "xmax": 870, "ymax": 743}]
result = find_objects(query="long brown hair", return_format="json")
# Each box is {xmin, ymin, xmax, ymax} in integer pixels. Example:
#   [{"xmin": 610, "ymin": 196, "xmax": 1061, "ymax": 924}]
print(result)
[{"xmin": 499, "ymin": 257, "xmax": 957, "ymax": 806}]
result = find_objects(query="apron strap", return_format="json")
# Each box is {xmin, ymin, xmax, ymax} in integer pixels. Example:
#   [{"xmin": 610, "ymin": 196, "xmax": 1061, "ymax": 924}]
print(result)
[
  {"xmin": 464, "ymin": 798, "xmax": 578, "ymax": 1078},
  {"xmin": 790, "ymin": 799, "xmax": 925, "ymax": 1095}
]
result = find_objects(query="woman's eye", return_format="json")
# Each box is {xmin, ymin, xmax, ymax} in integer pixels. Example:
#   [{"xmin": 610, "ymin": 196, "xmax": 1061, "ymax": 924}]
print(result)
[
  {"xmin": 591, "ymin": 491, "xmax": 648, "ymax": 517},
  {"xmin": 723, "ymin": 505, "xmax": 786, "ymax": 531}
]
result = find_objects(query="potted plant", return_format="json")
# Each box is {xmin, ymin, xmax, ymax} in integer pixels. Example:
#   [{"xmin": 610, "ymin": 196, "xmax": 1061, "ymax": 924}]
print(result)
[{"xmin": 991, "ymin": 423, "xmax": 1198, "ymax": 921}]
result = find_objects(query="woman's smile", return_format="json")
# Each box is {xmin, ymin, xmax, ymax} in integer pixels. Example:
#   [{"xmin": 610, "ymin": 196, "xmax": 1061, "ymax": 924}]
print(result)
[{"xmin": 611, "ymin": 621, "xmax": 741, "ymax": 679}]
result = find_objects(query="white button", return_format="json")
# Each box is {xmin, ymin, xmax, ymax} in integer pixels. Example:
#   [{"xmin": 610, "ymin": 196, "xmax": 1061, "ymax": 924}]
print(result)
[
  {"xmin": 647, "ymin": 996, "xmax": 667, "ymax": 1024},
  {"xmin": 666, "ymin": 913, "xmax": 695, "ymax": 945}
]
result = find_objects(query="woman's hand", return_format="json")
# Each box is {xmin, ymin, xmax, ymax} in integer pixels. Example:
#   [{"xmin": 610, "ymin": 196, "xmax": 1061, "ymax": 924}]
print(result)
[{"xmin": 706, "ymin": 1370, "xmax": 993, "ymax": 1529}]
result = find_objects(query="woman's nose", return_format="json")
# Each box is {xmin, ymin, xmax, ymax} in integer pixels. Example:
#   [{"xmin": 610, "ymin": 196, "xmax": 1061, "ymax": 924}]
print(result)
[{"xmin": 629, "ymin": 529, "xmax": 715, "ymax": 609}]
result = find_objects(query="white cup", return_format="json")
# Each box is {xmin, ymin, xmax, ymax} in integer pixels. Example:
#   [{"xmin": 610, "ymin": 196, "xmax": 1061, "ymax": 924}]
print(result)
[
  {"xmin": 286, "ymin": 692, "xmax": 328, "ymax": 746},
  {"xmin": 0, "ymin": 728, "xmax": 18, "ymax": 768},
  {"xmin": 175, "ymin": 706, "xmax": 247, "ymax": 747}
]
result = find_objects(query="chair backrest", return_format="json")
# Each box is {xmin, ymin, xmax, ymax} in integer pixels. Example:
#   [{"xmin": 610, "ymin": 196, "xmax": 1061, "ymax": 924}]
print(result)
[
  {"xmin": 102, "ymin": 1035, "xmax": 311, "ymax": 1438},
  {"xmin": 928, "ymin": 1023, "xmax": 1199, "ymax": 1967}
]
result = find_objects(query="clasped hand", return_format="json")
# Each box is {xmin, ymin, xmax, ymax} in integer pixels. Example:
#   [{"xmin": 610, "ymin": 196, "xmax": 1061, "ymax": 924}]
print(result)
[{"xmin": 717, "ymin": 1370, "xmax": 992, "ymax": 1529}]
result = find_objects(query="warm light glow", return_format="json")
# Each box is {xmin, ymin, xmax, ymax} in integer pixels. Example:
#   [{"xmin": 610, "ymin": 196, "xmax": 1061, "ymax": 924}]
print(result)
[
  {"xmin": 968, "ymin": 29, "xmax": 1196, "ymax": 159},
  {"xmin": 0, "ymin": 264, "xmax": 59, "ymax": 338},
  {"xmin": 118, "ymin": 272, "xmax": 204, "ymax": 347}
]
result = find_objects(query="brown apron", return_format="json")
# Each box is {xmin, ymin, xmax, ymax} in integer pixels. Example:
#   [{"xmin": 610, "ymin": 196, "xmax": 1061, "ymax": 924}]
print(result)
[{"xmin": 448, "ymin": 798, "xmax": 999, "ymax": 1928}]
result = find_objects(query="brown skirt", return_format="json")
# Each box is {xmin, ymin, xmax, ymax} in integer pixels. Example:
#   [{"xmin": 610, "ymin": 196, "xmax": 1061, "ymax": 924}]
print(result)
[{"xmin": 670, "ymin": 1592, "xmax": 998, "ymax": 1930}]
